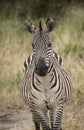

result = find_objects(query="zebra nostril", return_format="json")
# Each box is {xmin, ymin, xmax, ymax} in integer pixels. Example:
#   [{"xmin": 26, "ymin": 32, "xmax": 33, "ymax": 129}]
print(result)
[
  {"xmin": 35, "ymin": 66, "xmax": 38, "ymax": 70},
  {"xmin": 35, "ymin": 64, "xmax": 48, "ymax": 70}
]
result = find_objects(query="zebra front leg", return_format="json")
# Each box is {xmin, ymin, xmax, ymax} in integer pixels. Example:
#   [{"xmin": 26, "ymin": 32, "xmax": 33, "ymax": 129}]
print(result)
[
  {"xmin": 34, "ymin": 122, "xmax": 40, "ymax": 130},
  {"xmin": 39, "ymin": 111, "xmax": 51, "ymax": 130},
  {"xmin": 32, "ymin": 112, "xmax": 40, "ymax": 130},
  {"xmin": 50, "ymin": 104, "xmax": 63, "ymax": 130}
]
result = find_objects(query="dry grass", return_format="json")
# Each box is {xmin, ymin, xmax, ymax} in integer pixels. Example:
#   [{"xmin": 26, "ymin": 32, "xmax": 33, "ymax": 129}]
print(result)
[
  {"xmin": 0, "ymin": 19, "xmax": 33, "ymax": 110},
  {"xmin": 0, "ymin": 5, "xmax": 84, "ymax": 130}
]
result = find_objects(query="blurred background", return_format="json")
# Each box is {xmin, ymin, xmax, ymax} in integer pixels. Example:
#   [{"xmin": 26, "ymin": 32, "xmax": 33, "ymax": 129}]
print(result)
[{"xmin": 0, "ymin": 0, "xmax": 84, "ymax": 130}]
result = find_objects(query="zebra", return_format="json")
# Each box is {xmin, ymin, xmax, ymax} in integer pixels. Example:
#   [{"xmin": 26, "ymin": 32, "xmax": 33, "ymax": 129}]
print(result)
[{"xmin": 22, "ymin": 18, "xmax": 72, "ymax": 130}]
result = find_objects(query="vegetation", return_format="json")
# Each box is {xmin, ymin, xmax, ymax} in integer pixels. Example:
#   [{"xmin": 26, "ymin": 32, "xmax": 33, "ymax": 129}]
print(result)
[{"xmin": 0, "ymin": 1, "xmax": 84, "ymax": 129}]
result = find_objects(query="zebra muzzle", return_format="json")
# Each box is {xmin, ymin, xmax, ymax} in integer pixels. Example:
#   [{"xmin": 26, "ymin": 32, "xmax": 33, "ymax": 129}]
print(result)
[{"xmin": 35, "ymin": 60, "xmax": 49, "ymax": 76}]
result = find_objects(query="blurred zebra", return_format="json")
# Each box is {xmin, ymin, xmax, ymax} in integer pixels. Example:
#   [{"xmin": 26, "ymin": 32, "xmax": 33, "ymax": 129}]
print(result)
[{"xmin": 22, "ymin": 18, "xmax": 72, "ymax": 130}]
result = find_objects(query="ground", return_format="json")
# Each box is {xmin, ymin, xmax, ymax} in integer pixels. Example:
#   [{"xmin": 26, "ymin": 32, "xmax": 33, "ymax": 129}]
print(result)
[
  {"xmin": 0, "ymin": 110, "xmax": 33, "ymax": 130},
  {"xmin": 0, "ymin": 102, "xmax": 84, "ymax": 130}
]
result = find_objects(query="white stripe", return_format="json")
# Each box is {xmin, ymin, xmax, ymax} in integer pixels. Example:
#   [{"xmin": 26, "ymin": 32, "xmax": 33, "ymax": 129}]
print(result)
[
  {"xmin": 26, "ymin": 58, "xmax": 28, "ymax": 66},
  {"xmin": 30, "ymin": 54, "xmax": 33, "ymax": 64}
]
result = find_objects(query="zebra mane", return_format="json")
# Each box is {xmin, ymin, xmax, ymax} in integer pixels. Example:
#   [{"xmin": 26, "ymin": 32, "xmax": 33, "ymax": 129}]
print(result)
[{"xmin": 39, "ymin": 20, "xmax": 43, "ymax": 33}]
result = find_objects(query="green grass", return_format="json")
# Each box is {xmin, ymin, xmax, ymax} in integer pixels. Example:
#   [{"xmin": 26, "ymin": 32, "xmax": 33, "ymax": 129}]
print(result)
[{"xmin": 0, "ymin": 4, "xmax": 84, "ymax": 130}]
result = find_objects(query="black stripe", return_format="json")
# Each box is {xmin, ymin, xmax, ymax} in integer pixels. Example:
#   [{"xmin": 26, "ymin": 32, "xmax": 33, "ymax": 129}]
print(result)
[
  {"xmin": 46, "ymin": 48, "xmax": 52, "ymax": 54},
  {"xmin": 32, "ymin": 72, "xmax": 42, "ymax": 92},
  {"xmin": 55, "ymin": 73, "xmax": 63, "ymax": 98},
  {"xmin": 24, "ymin": 61, "xmax": 27, "ymax": 71},
  {"xmin": 28, "ymin": 56, "xmax": 30, "ymax": 63},
  {"xmin": 49, "ymin": 74, "xmax": 54, "ymax": 83},
  {"xmin": 59, "ymin": 57, "xmax": 62, "ymax": 65},
  {"xmin": 31, "ymin": 91, "xmax": 38, "ymax": 99},
  {"xmin": 35, "ymin": 81, "xmax": 40, "ymax": 86},
  {"xmin": 36, "ymin": 77, "xmax": 41, "ymax": 84},
  {"xmin": 48, "ymin": 64, "xmax": 53, "ymax": 73},
  {"xmin": 53, "ymin": 52, "xmax": 58, "ymax": 60},
  {"xmin": 50, "ymin": 69, "xmax": 57, "ymax": 89}
]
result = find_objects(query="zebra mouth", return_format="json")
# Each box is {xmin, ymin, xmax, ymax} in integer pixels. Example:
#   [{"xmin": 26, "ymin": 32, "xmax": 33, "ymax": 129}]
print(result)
[
  {"xmin": 35, "ymin": 69, "xmax": 48, "ymax": 76},
  {"xmin": 34, "ymin": 59, "xmax": 49, "ymax": 76},
  {"xmin": 35, "ymin": 65, "xmax": 48, "ymax": 76}
]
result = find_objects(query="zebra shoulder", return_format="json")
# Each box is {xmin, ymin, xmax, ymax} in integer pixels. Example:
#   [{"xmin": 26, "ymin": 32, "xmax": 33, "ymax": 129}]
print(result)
[
  {"xmin": 53, "ymin": 51, "xmax": 63, "ymax": 66},
  {"xmin": 23, "ymin": 54, "xmax": 34, "ymax": 73}
]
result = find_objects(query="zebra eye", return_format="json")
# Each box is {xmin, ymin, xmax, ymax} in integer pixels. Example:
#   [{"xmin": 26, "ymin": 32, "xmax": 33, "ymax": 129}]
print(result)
[{"xmin": 48, "ymin": 43, "xmax": 51, "ymax": 47}]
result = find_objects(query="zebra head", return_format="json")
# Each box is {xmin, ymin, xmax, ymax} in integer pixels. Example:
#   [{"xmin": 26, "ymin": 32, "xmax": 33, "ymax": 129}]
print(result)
[{"xmin": 25, "ymin": 18, "xmax": 55, "ymax": 76}]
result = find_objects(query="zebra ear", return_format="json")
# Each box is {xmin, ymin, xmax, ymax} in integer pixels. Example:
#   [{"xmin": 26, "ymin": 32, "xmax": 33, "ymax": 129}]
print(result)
[
  {"xmin": 25, "ymin": 20, "xmax": 36, "ymax": 34},
  {"xmin": 46, "ymin": 18, "xmax": 55, "ymax": 32},
  {"xmin": 39, "ymin": 20, "xmax": 43, "ymax": 32}
]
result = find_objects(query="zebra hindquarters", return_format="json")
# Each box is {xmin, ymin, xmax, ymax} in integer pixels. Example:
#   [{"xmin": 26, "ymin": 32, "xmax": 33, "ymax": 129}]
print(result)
[{"xmin": 49, "ymin": 104, "xmax": 63, "ymax": 130}]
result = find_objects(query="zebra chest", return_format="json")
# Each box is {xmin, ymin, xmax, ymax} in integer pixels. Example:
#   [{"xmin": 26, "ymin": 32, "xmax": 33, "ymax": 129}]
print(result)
[
  {"xmin": 31, "ymin": 87, "xmax": 57, "ymax": 110},
  {"xmin": 31, "ymin": 78, "xmax": 58, "ymax": 109},
  {"xmin": 30, "ymin": 71, "xmax": 61, "ymax": 109}
]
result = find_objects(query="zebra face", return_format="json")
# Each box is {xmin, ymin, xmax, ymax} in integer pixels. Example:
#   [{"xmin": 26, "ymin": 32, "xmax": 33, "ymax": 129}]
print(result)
[
  {"xmin": 32, "ymin": 30, "xmax": 52, "ymax": 76},
  {"xmin": 25, "ymin": 18, "xmax": 55, "ymax": 76}
]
